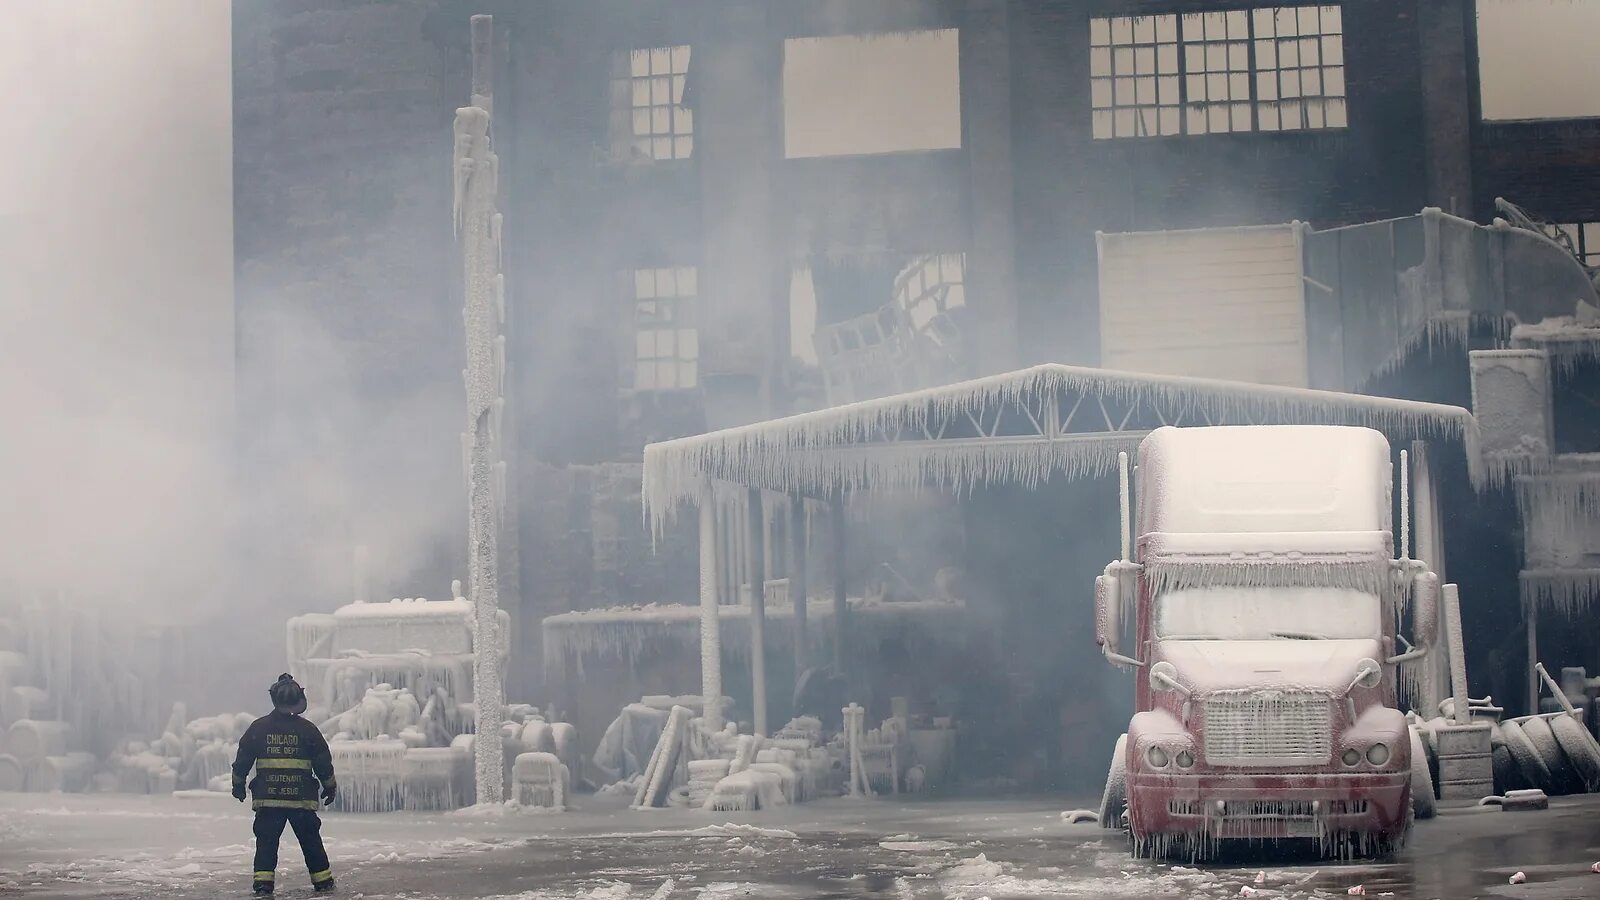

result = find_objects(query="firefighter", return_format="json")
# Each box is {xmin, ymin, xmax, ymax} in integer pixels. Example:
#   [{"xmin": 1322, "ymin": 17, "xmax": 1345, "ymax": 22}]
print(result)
[{"xmin": 232, "ymin": 674, "xmax": 337, "ymax": 894}]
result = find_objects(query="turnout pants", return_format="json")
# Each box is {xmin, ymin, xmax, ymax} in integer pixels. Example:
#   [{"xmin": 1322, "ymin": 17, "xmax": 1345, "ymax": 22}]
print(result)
[{"xmin": 252, "ymin": 808, "xmax": 332, "ymax": 888}]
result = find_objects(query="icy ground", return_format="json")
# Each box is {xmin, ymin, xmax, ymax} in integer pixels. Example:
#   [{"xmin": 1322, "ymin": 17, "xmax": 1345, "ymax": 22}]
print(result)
[{"xmin": 3, "ymin": 792, "xmax": 1600, "ymax": 899}]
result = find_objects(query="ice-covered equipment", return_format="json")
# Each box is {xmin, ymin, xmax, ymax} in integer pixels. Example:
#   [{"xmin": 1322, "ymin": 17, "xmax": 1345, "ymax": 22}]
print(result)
[
  {"xmin": 1095, "ymin": 426, "xmax": 1441, "ymax": 859},
  {"xmin": 288, "ymin": 598, "xmax": 509, "ymax": 715}
]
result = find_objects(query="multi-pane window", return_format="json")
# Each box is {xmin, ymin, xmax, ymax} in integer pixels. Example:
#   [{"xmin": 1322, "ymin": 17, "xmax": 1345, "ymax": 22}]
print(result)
[
  {"xmin": 633, "ymin": 267, "xmax": 699, "ymax": 391},
  {"xmin": 1090, "ymin": 15, "xmax": 1181, "ymax": 138},
  {"xmin": 1183, "ymin": 11, "xmax": 1253, "ymax": 135},
  {"xmin": 609, "ymin": 46, "xmax": 693, "ymax": 162},
  {"xmin": 1253, "ymin": 6, "xmax": 1346, "ymax": 130},
  {"xmin": 1556, "ymin": 223, "xmax": 1600, "ymax": 267},
  {"xmin": 1091, "ymin": 6, "xmax": 1346, "ymax": 140}
]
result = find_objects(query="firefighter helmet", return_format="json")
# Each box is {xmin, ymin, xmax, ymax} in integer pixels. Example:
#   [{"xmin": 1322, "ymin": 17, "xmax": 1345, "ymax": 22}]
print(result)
[{"xmin": 269, "ymin": 673, "xmax": 307, "ymax": 714}]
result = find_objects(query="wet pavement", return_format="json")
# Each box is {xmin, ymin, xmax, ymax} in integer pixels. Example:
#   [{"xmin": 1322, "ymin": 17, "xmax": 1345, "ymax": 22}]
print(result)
[{"xmin": 3, "ymin": 792, "xmax": 1600, "ymax": 898}]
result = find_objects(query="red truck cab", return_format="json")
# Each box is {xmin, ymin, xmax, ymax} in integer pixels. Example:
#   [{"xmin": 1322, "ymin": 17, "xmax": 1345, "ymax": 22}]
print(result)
[{"xmin": 1095, "ymin": 426, "xmax": 1439, "ymax": 859}]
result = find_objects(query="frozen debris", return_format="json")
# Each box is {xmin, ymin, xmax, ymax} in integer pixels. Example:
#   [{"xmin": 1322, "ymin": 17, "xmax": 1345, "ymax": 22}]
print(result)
[
  {"xmin": 1347, "ymin": 887, "xmax": 1365, "ymax": 896},
  {"xmin": 1254, "ymin": 871, "xmax": 1267, "ymax": 884},
  {"xmin": 881, "ymin": 840, "xmax": 962, "ymax": 852},
  {"xmin": 1060, "ymin": 809, "xmax": 1099, "ymax": 824},
  {"xmin": 1510, "ymin": 871, "xmax": 1527, "ymax": 884},
  {"xmin": 1590, "ymin": 861, "xmax": 1600, "ymax": 874},
  {"xmin": 647, "ymin": 879, "xmax": 675, "ymax": 900},
  {"xmin": 684, "ymin": 824, "xmax": 799, "ymax": 840}
]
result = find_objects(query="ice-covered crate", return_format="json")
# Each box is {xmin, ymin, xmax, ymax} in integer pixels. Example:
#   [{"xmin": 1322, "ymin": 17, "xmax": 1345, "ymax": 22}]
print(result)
[
  {"xmin": 332, "ymin": 600, "xmax": 475, "ymax": 655},
  {"xmin": 1138, "ymin": 426, "xmax": 1392, "ymax": 535}
]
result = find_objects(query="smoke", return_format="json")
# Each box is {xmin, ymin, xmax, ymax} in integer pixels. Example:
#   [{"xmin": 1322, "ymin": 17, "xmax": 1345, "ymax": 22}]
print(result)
[{"xmin": 0, "ymin": 1, "xmax": 464, "ymax": 715}]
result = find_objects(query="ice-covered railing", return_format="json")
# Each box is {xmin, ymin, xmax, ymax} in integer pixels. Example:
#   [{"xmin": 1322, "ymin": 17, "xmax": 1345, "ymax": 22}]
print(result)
[{"xmin": 642, "ymin": 363, "xmax": 1483, "ymax": 534}]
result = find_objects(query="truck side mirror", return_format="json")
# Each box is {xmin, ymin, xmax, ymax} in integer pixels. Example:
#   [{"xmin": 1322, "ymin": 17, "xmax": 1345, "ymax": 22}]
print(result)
[
  {"xmin": 1411, "ymin": 571, "xmax": 1439, "ymax": 654},
  {"xmin": 1095, "ymin": 574, "xmax": 1119, "ymax": 655}
]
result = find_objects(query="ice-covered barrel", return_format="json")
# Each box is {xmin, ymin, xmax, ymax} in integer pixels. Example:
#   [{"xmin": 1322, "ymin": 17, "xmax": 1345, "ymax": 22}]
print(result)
[
  {"xmin": 26, "ymin": 752, "xmax": 96, "ymax": 793},
  {"xmin": 9, "ymin": 719, "xmax": 72, "ymax": 764}
]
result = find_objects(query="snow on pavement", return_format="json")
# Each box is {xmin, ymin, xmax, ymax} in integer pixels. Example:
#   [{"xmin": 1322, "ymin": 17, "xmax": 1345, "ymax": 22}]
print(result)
[{"xmin": 4, "ymin": 793, "xmax": 1600, "ymax": 898}]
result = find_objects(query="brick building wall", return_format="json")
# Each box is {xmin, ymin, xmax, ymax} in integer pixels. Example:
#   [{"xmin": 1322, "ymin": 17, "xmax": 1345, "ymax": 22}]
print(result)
[{"xmin": 233, "ymin": 0, "xmax": 1600, "ymax": 684}]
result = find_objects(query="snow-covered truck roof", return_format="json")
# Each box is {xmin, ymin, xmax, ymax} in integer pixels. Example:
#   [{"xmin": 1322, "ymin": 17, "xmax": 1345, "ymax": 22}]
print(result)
[{"xmin": 1137, "ymin": 425, "xmax": 1391, "ymax": 536}]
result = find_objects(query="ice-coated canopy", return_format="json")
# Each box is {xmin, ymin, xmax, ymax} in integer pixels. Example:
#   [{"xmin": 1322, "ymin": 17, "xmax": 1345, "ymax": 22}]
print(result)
[{"xmin": 643, "ymin": 363, "xmax": 1483, "ymax": 532}]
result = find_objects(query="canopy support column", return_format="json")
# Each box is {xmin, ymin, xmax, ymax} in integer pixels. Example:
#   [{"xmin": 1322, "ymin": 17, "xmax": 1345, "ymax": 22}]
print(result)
[
  {"xmin": 1411, "ymin": 440, "xmax": 1448, "ymax": 712},
  {"xmin": 747, "ymin": 488, "xmax": 768, "ymax": 736},
  {"xmin": 1527, "ymin": 609, "xmax": 1539, "ymax": 716},
  {"xmin": 831, "ymin": 496, "xmax": 848, "ymax": 674},
  {"xmin": 789, "ymin": 496, "xmax": 808, "ymax": 675},
  {"xmin": 699, "ymin": 491, "xmax": 722, "ymax": 732}
]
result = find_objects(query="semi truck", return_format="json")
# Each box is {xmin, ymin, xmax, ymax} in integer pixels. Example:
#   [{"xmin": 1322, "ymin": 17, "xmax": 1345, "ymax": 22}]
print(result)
[{"xmin": 1095, "ymin": 425, "xmax": 1440, "ymax": 859}]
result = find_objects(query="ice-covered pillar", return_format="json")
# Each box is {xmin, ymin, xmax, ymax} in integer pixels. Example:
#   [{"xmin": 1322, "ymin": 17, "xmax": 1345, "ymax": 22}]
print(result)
[
  {"xmin": 1442, "ymin": 584, "xmax": 1469, "ymax": 724},
  {"xmin": 788, "ymin": 496, "xmax": 808, "ymax": 674},
  {"xmin": 746, "ymin": 488, "xmax": 768, "ymax": 736},
  {"xmin": 699, "ymin": 492, "xmax": 724, "ymax": 731},
  {"xmin": 830, "ymin": 496, "xmax": 848, "ymax": 674},
  {"xmin": 1526, "ymin": 611, "xmax": 1539, "ymax": 715},
  {"xmin": 457, "ymin": 13, "xmax": 505, "ymax": 805},
  {"xmin": 1411, "ymin": 441, "xmax": 1448, "ymax": 711}
]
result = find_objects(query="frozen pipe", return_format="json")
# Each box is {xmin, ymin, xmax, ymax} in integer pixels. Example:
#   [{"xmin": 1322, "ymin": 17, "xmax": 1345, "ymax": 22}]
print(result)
[
  {"xmin": 470, "ymin": 14, "xmax": 494, "ymax": 115},
  {"xmin": 1534, "ymin": 663, "xmax": 1579, "ymax": 716},
  {"xmin": 1442, "ymin": 584, "xmax": 1469, "ymax": 725},
  {"xmin": 789, "ymin": 497, "xmax": 809, "ymax": 675},
  {"xmin": 1400, "ymin": 449, "xmax": 1410, "ymax": 561},
  {"xmin": 747, "ymin": 489, "xmax": 768, "ymax": 737},
  {"xmin": 831, "ymin": 498, "xmax": 848, "ymax": 674},
  {"xmin": 1118, "ymin": 452, "xmax": 1130, "ymax": 562},
  {"xmin": 699, "ymin": 494, "xmax": 723, "ymax": 732}
]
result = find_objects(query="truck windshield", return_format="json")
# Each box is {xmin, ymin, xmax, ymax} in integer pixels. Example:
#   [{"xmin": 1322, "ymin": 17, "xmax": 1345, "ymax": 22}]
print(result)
[{"xmin": 1156, "ymin": 586, "xmax": 1381, "ymax": 641}]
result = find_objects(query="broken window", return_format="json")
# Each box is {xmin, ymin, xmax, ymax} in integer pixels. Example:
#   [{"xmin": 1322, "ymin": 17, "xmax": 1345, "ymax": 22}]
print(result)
[
  {"xmin": 1091, "ymin": 6, "xmax": 1346, "ymax": 139},
  {"xmin": 632, "ymin": 267, "xmax": 699, "ymax": 391},
  {"xmin": 609, "ymin": 46, "xmax": 693, "ymax": 163},
  {"xmin": 1478, "ymin": 0, "xmax": 1600, "ymax": 121},
  {"xmin": 782, "ymin": 29, "xmax": 962, "ymax": 158},
  {"xmin": 1557, "ymin": 223, "xmax": 1600, "ymax": 268}
]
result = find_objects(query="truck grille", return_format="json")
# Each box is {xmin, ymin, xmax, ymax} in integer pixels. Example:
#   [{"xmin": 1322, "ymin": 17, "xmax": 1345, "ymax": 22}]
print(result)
[{"xmin": 1203, "ymin": 691, "xmax": 1332, "ymax": 767}]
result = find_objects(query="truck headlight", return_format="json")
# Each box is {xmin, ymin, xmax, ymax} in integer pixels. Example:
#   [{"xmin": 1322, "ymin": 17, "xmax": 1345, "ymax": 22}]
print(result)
[
  {"xmin": 1366, "ymin": 742, "xmax": 1390, "ymax": 766},
  {"xmin": 1174, "ymin": 749, "xmax": 1194, "ymax": 769},
  {"xmin": 1342, "ymin": 748, "xmax": 1361, "ymax": 767},
  {"xmin": 1147, "ymin": 746, "xmax": 1170, "ymax": 768}
]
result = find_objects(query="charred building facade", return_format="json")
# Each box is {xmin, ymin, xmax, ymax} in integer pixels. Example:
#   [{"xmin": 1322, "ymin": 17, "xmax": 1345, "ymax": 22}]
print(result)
[{"xmin": 234, "ymin": 1, "xmax": 1600, "ymax": 701}]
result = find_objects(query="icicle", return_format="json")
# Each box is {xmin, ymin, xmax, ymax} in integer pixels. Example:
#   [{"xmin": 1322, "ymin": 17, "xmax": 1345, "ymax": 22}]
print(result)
[
  {"xmin": 642, "ymin": 363, "xmax": 1484, "ymax": 538},
  {"xmin": 1521, "ymin": 569, "xmax": 1600, "ymax": 615},
  {"xmin": 494, "ymin": 273, "xmax": 506, "ymax": 325}
]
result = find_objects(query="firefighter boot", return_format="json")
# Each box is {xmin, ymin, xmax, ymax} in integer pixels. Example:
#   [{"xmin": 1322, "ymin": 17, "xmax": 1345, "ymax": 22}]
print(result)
[
  {"xmin": 313, "ymin": 876, "xmax": 336, "ymax": 892},
  {"xmin": 252, "ymin": 878, "xmax": 274, "ymax": 895}
]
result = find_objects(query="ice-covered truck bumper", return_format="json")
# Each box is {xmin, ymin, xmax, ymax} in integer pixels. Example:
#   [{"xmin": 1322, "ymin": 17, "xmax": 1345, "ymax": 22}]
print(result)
[{"xmin": 1128, "ymin": 772, "xmax": 1409, "ymax": 840}]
